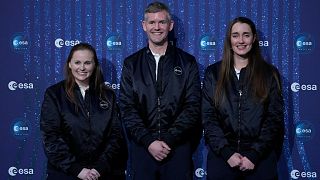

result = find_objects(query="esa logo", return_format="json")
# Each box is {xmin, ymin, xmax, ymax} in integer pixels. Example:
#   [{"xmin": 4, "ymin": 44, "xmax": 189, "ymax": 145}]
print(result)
[
  {"xmin": 55, "ymin": 38, "xmax": 80, "ymax": 48},
  {"xmin": 291, "ymin": 82, "xmax": 317, "ymax": 92},
  {"xmin": 12, "ymin": 33, "xmax": 29, "ymax": 52},
  {"xmin": 295, "ymin": 33, "xmax": 315, "ymax": 53},
  {"xmin": 105, "ymin": 81, "xmax": 120, "ymax": 90},
  {"xmin": 8, "ymin": 81, "xmax": 34, "ymax": 91},
  {"xmin": 12, "ymin": 119, "xmax": 31, "ymax": 138},
  {"xmin": 295, "ymin": 121, "xmax": 313, "ymax": 140},
  {"xmin": 8, "ymin": 167, "xmax": 34, "ymax": 176},
  {"xmin": 291, "ymin": 169, "xmax": 317, "ymax": 179},
  {"xmin": 200, "ymin": 35, "xmax": 216, "ymax": 51},
  {"xmin": 194, "ymin": 168, "xmax": 207, "ymax": 178},
  {"xmin": 106, "ymin": 35, "xmax": 122, "ymax": 50}
]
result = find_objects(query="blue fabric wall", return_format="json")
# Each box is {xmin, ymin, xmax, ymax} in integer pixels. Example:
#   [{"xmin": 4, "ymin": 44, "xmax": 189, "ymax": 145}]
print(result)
[{"xmin": 0, "ymin": 0, "xmax": 319, "ymax": 179}]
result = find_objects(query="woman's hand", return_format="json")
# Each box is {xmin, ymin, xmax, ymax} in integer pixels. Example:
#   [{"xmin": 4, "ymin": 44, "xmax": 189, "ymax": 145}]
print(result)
[{"xmin": 78, "ymin": 168, "xmax": 101, "ymax": 180}]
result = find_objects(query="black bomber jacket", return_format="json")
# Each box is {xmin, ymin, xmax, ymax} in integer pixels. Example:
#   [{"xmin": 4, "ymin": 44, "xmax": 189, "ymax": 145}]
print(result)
[
  {"xmin": 40, "ymin": 81, "xmax": 124, "ymax": 177},
  {"xmin": 202, "ymin": 61, "xmax": 284, "ymax": 165},
  {"xmin": 119, "ymin": 45, "xmax": 201, "ymax": 149}
]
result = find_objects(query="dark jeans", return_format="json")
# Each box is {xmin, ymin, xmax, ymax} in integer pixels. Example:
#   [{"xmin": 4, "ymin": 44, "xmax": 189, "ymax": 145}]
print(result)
[{"xmin": 129, "ymin": 141, "xmax": 193, "ymax": 180}]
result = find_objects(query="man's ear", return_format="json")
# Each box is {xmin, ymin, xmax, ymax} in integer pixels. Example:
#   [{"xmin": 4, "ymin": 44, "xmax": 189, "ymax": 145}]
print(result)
[
  {"xmin": 169, "ymin": 20, "xmax": 174, "ymax": 31},
  {"xmin": 142, "ymin": 21, "xmax": 147, "ymax": 32}
]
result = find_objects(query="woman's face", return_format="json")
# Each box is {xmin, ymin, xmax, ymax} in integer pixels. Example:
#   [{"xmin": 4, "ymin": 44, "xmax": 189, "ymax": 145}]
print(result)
[
  {"xmin": 230, "ymin": 22, "xmax": 256, "ymax": 58},
  {"xmin": 68, "ymin": 49, "xmax": 95, "ymax": 86}
]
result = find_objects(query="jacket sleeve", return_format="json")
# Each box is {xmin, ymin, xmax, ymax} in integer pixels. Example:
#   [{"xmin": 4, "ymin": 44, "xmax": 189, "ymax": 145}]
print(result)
[
  {"xmin": 243, "ymin": 68, "xmax": 284, "ymax": 164},
  {"xmin": 40, "ymin": 88, "xmax": 83, "ymax": 177},
  {"xmin": 93, "ymin": 94, "xmax": 126, "ymax": 176},
  {"xmin": 119, "ymin": 60, "xmax": 156, "ymax": 149},
  {"xmin": 202, "ymin": 66, "xmax": 235, "ymax": 161},
  {"xmin": 163, "ymin": 58, "xmax": 201, "ymax": 148}
]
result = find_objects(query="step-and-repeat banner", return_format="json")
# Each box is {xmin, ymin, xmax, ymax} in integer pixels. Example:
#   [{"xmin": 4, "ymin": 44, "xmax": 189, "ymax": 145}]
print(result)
[{"xmin": 1, "ymin": 0, "xmax": 319, "ymax": 179}]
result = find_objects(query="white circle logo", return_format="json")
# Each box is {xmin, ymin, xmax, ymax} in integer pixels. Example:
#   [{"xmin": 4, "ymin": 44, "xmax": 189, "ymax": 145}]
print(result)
[
  {"xmin": 291, "ymin": 169, "xmax": 299, "ymax": 179},
  {"xmin": 55, "ymin": 38, "xmax": 64, "ymax": 48},
  {"xmin": 174, "ymin": 66, "xmax": 182, "ymax": 75},
  {"xmin": 14, "ymin": 125, "xmax": 19, "ymax": 132},
  {"xmin": 8, "ymin": 81, "xmax": 17, "ymax": 91},
  {"xmin": 195, "ymin": 168, "xmax": 206, "ymax": 178},
  {"xmin": 291, "ymin": 82, "xmax": 300, "ymax": 92},
  {"xmin": 8, "ymin": 167, "xmax": 17, "ymax": 176},
  {"xmin": 13, "ymin": 40, "xmax": 19, "ymax": 46}
]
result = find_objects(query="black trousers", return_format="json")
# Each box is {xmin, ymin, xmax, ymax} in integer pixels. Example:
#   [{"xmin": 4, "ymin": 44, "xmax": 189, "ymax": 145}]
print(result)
[
  {"xmin": 206, "ymin": 149, "xmax": 278, "ymax": 180},
  {"xmin": 129, "ymin": 141, "xmax": 193, "ymax": 180},
  {"xmin": 46, "ymin": 164, "xmax": 125, "ymax": 180}
]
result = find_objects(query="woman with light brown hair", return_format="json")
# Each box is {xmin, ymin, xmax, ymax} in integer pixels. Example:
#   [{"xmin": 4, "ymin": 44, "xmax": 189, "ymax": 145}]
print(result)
[{"xmin": 40, "ymin": 43, "xmax": 126, "ymax": 180}]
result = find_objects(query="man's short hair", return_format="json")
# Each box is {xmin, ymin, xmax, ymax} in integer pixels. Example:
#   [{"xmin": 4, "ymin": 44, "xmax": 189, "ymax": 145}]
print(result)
[{"xmin": 144, "ymin": 1, "xmax": 171, "ymax": 20}]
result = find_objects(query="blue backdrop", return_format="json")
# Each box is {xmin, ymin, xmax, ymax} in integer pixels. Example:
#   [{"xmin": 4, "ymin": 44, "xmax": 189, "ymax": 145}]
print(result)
[{"xmin": 1, "ymin": 0, "xmax": 319, "ymax": 179}]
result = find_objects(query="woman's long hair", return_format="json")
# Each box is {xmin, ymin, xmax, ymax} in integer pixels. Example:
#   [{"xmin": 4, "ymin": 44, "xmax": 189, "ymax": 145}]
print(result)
[
  {"xmin": 64, "ymin": 43, "xmax": 105, "ymax": 106},
  {"xmin": 214, "ymin": 17, "xmax": 279, "ymax": 106}
]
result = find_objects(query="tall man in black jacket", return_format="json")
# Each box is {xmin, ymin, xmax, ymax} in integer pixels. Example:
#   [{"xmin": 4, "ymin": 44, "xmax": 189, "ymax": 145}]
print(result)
[{"xmin": 119, "ymin": 2, "xmax": 201, "ymax": 180}]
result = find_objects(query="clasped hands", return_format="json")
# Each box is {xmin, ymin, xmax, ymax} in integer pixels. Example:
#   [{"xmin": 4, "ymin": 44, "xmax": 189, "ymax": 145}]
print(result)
[
  {"xmin": 227, "ymin": 153, "xmax": 255, "ymax": 171},
  {"xmin": 148, "ymin": 140, "xmax": 171, "ymax": 161},
  {"xmin": 78, "ymin": 168, "xmax": 100, "ymax": 180}
]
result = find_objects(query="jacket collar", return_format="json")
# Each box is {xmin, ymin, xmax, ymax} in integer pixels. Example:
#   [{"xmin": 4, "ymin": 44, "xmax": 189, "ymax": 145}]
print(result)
[{"xmin": 145, "ymin": 43, "xmax": 175, "ymax": 57}]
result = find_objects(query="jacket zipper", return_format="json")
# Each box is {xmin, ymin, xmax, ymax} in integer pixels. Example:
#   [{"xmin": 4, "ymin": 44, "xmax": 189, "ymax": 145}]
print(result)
[
  {"xmin": 156, "ymin": 55, "xmax": 164, "ymax": 140},
  {"xmin": 237, "ymin": 89, "xmax": 242, "ymax": 152},
  {"xmin": 157, "ymin": 96, "xmax": 161, "ymax": 140}
]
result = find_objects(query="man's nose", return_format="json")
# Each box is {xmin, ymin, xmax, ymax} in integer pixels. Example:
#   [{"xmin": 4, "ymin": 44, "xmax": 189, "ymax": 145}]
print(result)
[{"xmin": 154, "ymin": 23, "xmax": 160, "ymax": 29}]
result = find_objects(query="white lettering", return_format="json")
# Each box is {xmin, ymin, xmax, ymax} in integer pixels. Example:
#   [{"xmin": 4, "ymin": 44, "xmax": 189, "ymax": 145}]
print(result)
[
  {"xmin": 291, "ymin": 82, "xmax": 318, "ymax": 92},
  {"xmin": 8, "ymin": 167, "xmax": 34, "ymax": 176},
  {"xmin": 259, "ymin": 41, "xmax": 269, "ymax": 46},
  {"xmin": 290, "ymin": 169, "xmax": 317, "ymax": 179}
]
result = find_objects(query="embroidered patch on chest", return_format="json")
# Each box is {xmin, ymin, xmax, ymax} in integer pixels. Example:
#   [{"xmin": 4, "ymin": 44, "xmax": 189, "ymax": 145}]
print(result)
[{"xmin": 174, "ymin": 66, "xmax": 182, "ymax": 75}]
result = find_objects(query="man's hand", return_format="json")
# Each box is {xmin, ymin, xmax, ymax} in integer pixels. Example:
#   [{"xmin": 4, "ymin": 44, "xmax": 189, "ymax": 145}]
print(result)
[
  {"xmin": 148, "ymin": 140, "xmax": 171, "ymax": 161},
  {"xmin": 239, "ymin": 156, "xmax": 255, "ymax": 171},
  {"xmin": 227, "ymin": 153, "xmax": 243, "ymax": 168}
]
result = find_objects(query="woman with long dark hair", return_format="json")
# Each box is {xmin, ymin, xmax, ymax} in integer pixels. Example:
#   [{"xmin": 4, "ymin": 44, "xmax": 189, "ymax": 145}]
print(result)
[{"xmin": 202, "ymin": 17, "xmax": 284, "ymax": 179}]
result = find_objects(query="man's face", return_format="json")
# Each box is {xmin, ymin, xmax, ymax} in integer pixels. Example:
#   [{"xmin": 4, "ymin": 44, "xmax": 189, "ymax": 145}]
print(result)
[{"xmin": 142, "ymin": 10, "xmax": 174, "ymax": 46}]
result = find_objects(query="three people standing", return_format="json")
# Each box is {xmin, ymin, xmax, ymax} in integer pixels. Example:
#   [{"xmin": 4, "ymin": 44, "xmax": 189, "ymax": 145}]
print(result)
[{"xmin": 40, "ymin": 2, "xmax": 284, "ymax": 180}]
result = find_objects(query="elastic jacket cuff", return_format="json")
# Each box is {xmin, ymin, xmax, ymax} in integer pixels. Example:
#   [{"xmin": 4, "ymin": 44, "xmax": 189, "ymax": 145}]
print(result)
[
  {"xmin": 93, "ymin": 160, "xmax": 111, "ymax": 176},
  {"xmin": 220, "ymin": 146, "xmax": 235, "ymax": 162},
  {"xmin": 162, "ymin": 133, "xmax": 175, "ymax": 149},
  {"xmin": 140, "ymin": 134, "xmax": 156, "ymax": 149},
  {"xmin": 68, "ymin": 163, "xmax": 83, "ymax": 177},
  {"xmin": 242, "ymin": 150, "xmax": 260, "ymax": 165}
]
